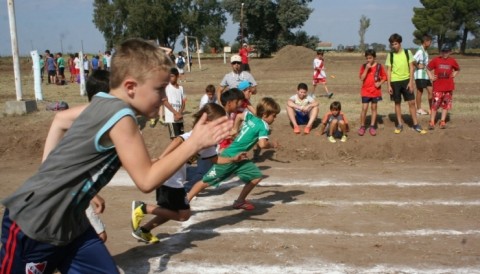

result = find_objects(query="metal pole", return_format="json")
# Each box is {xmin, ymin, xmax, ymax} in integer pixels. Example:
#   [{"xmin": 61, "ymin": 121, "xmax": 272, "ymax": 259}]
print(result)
[
  {"xmin": 7, "ymin": 0, "xmax": 22, "ymax": 101},
  {"xmin": 241, "ymin": 3, "xmax": 244, "ymax": 43}
]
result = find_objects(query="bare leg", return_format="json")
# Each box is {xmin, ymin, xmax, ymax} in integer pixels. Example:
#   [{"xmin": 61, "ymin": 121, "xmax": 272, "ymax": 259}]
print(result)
[{"xmin": 236, "ymin": 178, "xmax": 262, "ymax": 202}]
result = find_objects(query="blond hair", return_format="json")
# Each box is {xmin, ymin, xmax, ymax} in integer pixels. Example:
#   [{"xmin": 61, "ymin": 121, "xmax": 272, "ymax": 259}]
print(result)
[
  {"xmin": 256, "ymin": 97, "xmax": 281, "ymax": 118},
  {"xmin": 110, "ymin": 38, "xmax": 173, "ymax": 89}
]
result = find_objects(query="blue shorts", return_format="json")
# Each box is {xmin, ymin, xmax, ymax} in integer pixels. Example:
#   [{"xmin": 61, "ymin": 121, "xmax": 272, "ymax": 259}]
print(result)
[
  {"xmin": 0, "ymin": 209, "xmax": 119, "ymax": 274},
  {"xmin": 361, "ymin": 96, "xmax": 382, "ymax": 104},
  {"xmin": 295, "ymin": 110, "xmax": 309, "ymax": 125}
]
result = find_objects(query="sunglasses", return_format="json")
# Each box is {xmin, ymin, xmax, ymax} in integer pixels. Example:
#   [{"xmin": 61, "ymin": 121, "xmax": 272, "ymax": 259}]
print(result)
[{"xmin": 231, "ymin": 61, "xmax": 241, "ymax": 65}]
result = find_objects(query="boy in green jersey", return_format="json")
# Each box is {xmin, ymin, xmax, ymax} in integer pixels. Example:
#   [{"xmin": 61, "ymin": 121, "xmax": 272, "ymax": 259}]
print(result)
[{"xmin": 187, "ymin": 97, "xmax": 281, "ymax": 210}]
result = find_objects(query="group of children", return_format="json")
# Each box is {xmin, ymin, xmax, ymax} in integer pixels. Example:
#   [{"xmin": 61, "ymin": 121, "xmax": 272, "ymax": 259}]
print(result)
[
  {"xmin": 289, "ymin": 33, "xmax": 460, "ymax": 142},
  {"xmin": 0, "ymin": 33, "xmax": 462, "ymax": 271}
]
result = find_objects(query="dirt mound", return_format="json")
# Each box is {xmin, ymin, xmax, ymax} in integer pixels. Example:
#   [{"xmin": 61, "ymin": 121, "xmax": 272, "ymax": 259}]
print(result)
[{"xmin": 262, "ymin": 45, "xmax": 316, "ymax": 69}]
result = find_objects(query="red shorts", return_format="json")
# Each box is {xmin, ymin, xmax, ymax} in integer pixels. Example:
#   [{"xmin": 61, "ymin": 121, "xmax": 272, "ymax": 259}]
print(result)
[
  {"xmin": 432, "ymin": 91, "xmax": 452, "ymax": 111},
  {"xmin": 75, "ymin": 68, "xmax": 80, "ymax": 74},
  {"xmin": 313, "ymin": 78, "xmax": 326, "ymax": 85}
]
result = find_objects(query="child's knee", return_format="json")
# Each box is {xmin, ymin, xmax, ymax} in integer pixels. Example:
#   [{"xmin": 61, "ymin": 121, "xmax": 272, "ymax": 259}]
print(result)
[{"xmin": 178, "ymin": 211, "xmax": 191, "ymax": 222}]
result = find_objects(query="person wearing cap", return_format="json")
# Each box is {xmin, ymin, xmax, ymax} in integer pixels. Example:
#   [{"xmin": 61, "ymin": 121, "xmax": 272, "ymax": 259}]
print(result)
[
  {"xmin": 239, "ymin": 43, "xmax": 252, "ymax": 72},
  {"xmin": 286, "ymin": 82, "xmax": 319, "ymax": 134},
  {"xmin": 237, "ymin": 80, "xmax": 256, "ymax": 114},
  {"xmin": 217, "ymin": 54, "xmax": 257, "ymax": 102},
  {"xmin": 426, "ymin": 44, "xmax": 460, "ymax": 130}
]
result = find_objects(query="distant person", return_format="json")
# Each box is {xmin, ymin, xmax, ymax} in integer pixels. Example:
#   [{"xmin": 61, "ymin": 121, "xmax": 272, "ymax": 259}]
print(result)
[
  {"xmin": 286, "ymin": 82, "xmax": 319, "ymax": 134},
  {"xmin": 39, "ymin": 54, "xmax": 45, "ymax": 82},
  {"xmin": 187, "ymin": 97, "xmax": 281, "ymax": 211},
  {"xmin": 238, "ymin": 43, "xmax": 252, "ymax": 71},
  {"xmin": 83, "ymin": 55, "xmax": 90, "ymax": 79},
  {"xmin": 199, "ymin": 84, "xmax": 218, "ymax": 109},
  {"xmin": 46, "ymin": 53, "xmax": 57, "ymax": 85},
  {"xmin": 358, "ymin": 49, "xmax": 387, "ymax": 136},
  {"xmin": 0, "ymin": 38, "xmax": 231, "ymax": 273},
  {"xmin": 385, "ymin": 33, "xmax": 426, "ymax": 134},
  {"xmin": 319, "ymin": 101, "xmax": 349, "ymax": 143},
  {"xmin": 426, "ymin": 44, "xmax": 460, "ymax": 130},
  {"xmin": 56, "ymin": 52, "xmax": 66, "ymax": 85},
  {"xmin": 175, "ymin": 51, "xmax": 186, "ymax": 82},
  {"xmin": 217, "ymin": 54, "xmax": 257, "ymax": 102},
  {"xmin": 104, "ymin": 51, "xmax": 112, "ymax": 71},
  {"xmin": 163, "ymin": 67, "xmax": 187, "ymax": 139},
  {"xmin": 73, "ymin": 53, "xmax": 81, "ymax": 83},
  {"xmin": 414, "ymin": 34, "xmax": 433, "ymax": 116},
  {"xmin": 91, "ymin": 55, "xmax": 100, "ymax": 71},
  {"xmin": 312, "ymin": 50, "xmax": 333, "ymax": 98},
  {"xmin": 68, "ymin": 53, "xmax": 75, "ymax": 83}
]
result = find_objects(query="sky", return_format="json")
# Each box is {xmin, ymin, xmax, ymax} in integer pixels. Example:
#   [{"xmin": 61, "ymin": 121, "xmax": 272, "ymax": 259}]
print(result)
[{"xmin": 0, "ymin": 0, "xmax": 422, "ymax": 57}]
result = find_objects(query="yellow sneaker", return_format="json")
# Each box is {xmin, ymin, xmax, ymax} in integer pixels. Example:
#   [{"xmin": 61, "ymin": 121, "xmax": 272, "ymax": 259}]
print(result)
[
  {"xmin": 340, "ymin": 135, "xmax": 347, "ymax": 143},
  {"xmin": 394, "ymin": 124, "xmax": 403, "ymax": 134},
  {"xmin": 132, "ymin": 228, "xmax": 159, "ymax": 244},
  {"xmin": 328, "ymin": 136, "xmax": 336, "ymax": 143},
  {"xmin": 131, "ymin": 201, "xmax": 145, "ymax": 231}
]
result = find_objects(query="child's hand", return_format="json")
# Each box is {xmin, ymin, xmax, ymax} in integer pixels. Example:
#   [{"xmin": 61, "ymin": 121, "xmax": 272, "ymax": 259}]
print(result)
[
  {"xmin": 232, "ymin": 152, "xmax": 248, "ymax": 162},
  {"xmin": 191, "ymin": 114, "xmax": 232, "ymax": 149}
]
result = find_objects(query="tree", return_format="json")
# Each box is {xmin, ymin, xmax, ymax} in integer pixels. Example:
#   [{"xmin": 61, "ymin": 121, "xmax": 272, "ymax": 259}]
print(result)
[
  {"xmin": 358, "ymin": 15, "xmax": 370, "ymax": 52},
  {"xmin": 92, "ymin": 0, "xmax": 226, "ymax": 52},
  {"xmin": 412, "ymin": 0, "xmax": 480, "ymax": 54},
  {"xmin": 223, "ymin": 0, "xmax": 313, "ymax": 56}
]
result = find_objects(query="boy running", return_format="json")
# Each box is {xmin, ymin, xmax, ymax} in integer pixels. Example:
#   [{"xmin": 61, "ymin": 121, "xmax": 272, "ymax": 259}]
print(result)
[
  {"xmin": 0, "ymin": 38, "xmax": 231, "ymax": 273},
  {"xmin": 187, "ymin": 97, "xmax": 281, "ymax": 210}
]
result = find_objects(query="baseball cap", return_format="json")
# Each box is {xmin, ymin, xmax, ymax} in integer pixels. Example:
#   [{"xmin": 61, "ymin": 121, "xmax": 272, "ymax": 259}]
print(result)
[
  {"xmin": 441, "ymin": 44, "xmax": 452, "ymax": 52},
  {"xmin": 237, "ymin": 80, "xmax": 251, "ymax": 91},
  {"xmin": 230, "ymin": 55, "xmax": 242, "ymax": 63},
  {"xmin": 243, "ymin": 43, "xmax": 248, "ymax": 47}
]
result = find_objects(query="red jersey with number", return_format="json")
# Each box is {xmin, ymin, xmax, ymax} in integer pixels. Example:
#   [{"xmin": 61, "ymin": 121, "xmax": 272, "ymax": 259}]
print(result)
[{"xmin": 427, "ymin": 56, "xmax": 460, "ymax": 92}]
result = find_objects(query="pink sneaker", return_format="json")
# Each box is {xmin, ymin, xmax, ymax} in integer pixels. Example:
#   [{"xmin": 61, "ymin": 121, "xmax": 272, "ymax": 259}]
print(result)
[
  {"xmin": 358, "ymin": 126, "xmax": 366, "ymax": 136},
  {"xmin": 369, "ymin": 127, "xmax": 376, "ymax": 136}
]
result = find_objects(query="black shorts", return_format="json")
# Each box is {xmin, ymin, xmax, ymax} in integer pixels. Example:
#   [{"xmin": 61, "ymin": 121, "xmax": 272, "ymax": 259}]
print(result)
[
  {"xmin": 415, "ymin": 79, "xmax": 432, "ymax": 89},
  {"xmin": 48, "ymin": 70, "xmax": 56, "ymax": 77},
  {"xmin": 167, "ymin": 122, "xmax": 184, "ymax": 139},
  {"xmin": 241, "ymin": 63, "xmax": 250, "ymax": 72},
  {"xmin": 58, "ymin": 67, "xmax": 65, "ymax": 77},
  {"xmin": 155, "ymin": 185, "xmax": 190, "ymax": 211},
  {"xmin": 390, "ymin": 79, "xmax": 415, "ymax": 103}
]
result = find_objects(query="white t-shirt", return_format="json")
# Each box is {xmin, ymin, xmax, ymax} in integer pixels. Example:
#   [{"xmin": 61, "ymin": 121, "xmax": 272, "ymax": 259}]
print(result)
[
  {"xmin": 313, "ymin": 58, "xmax": 326, "ymax": 79},
  {"xmin": 164, "ymin": 131, "xmax": 216, "ymax": 188},
  {"xmin": 199, "ymin": 94, "xmax": 218, "ymax": 109},
  {"xmin": 164, "ymin": 83, "xmax": 186, "ymax": 123},
  {"xmin": 74, "ymin": 57, "xmax": 80, "ymax": 70}
]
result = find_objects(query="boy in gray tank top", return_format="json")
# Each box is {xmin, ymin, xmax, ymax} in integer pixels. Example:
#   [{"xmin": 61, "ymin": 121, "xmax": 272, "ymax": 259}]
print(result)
[{"xmin": 0, "ymin": 38, "xmax": 232, "ymax": 274}]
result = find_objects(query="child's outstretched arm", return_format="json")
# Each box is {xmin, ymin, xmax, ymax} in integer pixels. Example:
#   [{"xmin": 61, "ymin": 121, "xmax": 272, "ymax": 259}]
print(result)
[
  {"xmin": 257, "ymin": 138, "xmax": 278, "ymax": 149},
  {"xmin": 42, "ymin": 105, "xmax": 88, "ymax": 161},
  {"xmin": 111, "ymin": 113, "xmax": 232, "ymax": 193}
]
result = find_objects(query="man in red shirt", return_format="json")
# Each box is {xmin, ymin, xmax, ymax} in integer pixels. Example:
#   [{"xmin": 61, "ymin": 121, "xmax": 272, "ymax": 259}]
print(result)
[
  {"xmin": 426, "ymin": 44, "xmax": 460, "ymax": 129},
  {"xmin": 239, "ymin": 43, "xmax": 251, "ymax": 72}
]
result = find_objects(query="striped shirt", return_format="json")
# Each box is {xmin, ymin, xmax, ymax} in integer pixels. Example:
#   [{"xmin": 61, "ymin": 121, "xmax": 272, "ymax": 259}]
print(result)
[{"xmin": 413, "ymin": 46, "xmax": 429, "ymax": 80}]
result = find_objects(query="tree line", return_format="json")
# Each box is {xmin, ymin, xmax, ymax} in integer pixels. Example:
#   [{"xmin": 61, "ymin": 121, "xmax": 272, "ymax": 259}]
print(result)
[{"xmin": 92, "ymin": 0, "xmax": 479, "ymax": 56}]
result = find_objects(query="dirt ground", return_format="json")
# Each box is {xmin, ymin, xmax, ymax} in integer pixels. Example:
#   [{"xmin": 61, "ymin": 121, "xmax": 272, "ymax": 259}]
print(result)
[{"xmin": 1, "ymin": 46, "xmax": 480, "ymax": 273}]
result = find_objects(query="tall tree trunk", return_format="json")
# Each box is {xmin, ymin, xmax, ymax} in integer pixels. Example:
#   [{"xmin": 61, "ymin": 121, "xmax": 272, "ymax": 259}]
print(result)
[{"xmin": 460, "ymin": 28, "xmax": 468, "ymax": 55}]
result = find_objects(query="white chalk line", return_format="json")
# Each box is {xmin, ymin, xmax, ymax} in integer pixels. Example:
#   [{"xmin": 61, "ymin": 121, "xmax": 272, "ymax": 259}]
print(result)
[
  {"xmin": 174, "ymin": 226, "xmax": 480, "ymax": 237},
  {"xmin": 144, "ymin": 260, "xmax": 480, "ymax": 274},
  {"xmin": 108, "ymin": 169, "xmax": 480, "ymax": 187}
]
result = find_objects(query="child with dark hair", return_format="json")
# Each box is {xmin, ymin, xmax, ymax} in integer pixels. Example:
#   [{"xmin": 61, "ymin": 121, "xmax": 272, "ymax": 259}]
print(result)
[
  {"xmin": 199, "ymin": 84, "xmax": 218, "ymax": 109},
  {"xmin": 131, "ymin": 103, "xmax": 245, "ymax": 243},
  {"xmin": 286, "ymin": 82, "xmax": 319, "ymax": 134},
  {"xmin": 319, "ymin": 101, "xmax": 349, "ymax": 143},
  {"xmin": 358, "ymin": 49, "xmax": 386, "ymax": 136},
  {"xmin": 218, "ymin": 88, "xmax": 245, "ymax": 152},
  {"xmin": 163, "ymin": 67, "xmax": 187, "ymax": 139}
]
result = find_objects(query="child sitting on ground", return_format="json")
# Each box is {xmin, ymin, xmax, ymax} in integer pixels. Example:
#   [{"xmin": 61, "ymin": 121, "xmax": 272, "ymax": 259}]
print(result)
[{"xmin": 319, "ymin": 101, "xmax": 349, "ymax": 143}]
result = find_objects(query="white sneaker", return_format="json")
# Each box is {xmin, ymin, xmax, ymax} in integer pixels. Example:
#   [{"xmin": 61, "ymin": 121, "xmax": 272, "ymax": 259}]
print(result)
[{"xmin": 416, "ymin": 109, "xmax": 428, "ymax": 115}]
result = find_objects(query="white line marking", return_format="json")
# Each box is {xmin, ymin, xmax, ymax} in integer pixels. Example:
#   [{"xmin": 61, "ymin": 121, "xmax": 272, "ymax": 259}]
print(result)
[
  {"xmin": 176, "ymin": 227, "xmax": 480, "ymax": 237},
  {"xmin": 142, "ymin": 259, "xmax": 480, "ymax": 274}
]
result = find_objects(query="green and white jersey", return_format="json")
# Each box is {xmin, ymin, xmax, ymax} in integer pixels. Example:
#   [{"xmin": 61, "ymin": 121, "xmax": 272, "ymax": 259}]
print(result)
[
  {"xmin": 221, "ymin": 111, "xmax": 269, "ymax": 158},
  {"xmin": 413, "ymin": 46, "xmax": 429, "ymax": 80}
]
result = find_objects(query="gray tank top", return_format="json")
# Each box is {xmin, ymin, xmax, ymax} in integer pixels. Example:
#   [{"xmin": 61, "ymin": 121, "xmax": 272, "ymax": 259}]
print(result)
[{"xmin": 2, "ymin": 93, "xmax": 136, "ymax": 246}]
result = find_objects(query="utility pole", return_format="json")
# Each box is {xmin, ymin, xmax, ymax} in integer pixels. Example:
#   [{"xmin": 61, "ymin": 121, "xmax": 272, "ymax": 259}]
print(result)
[{"xmin": 241, "ymin": 2, "xmax": 244, "ymax": 43}]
